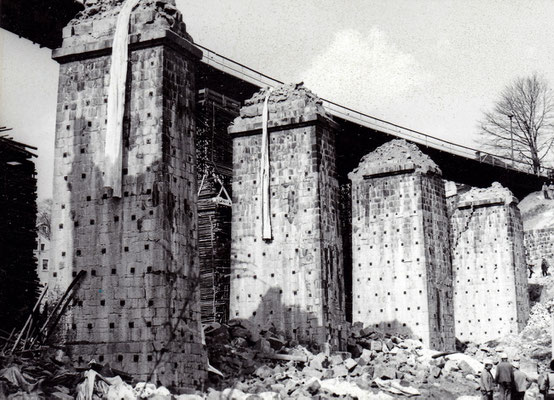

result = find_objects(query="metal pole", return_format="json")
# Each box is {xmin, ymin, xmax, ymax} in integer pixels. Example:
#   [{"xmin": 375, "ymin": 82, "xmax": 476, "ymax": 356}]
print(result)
[{"xmin": 509, "ymin": 114, "xmax": 514, "ymax": 167}]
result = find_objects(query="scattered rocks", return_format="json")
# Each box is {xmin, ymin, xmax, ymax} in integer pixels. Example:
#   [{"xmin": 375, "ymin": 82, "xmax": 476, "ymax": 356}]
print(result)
[
  {"xmin": 457, "ymin": 181, "xmax": 517, "ymax": 207},
  {"xmin": 3, "ymin": 317, "xmax": 544, "ymax": 399},
  {"xmin": 202, "ymin": 321, "xmax": 481, "ymax": 398}
]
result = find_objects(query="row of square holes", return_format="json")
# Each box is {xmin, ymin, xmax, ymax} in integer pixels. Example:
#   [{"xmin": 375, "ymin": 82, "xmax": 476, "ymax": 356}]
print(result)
[
  {"xmin": 78, "ymin": 354, "xmax": 151, "ymax": 363},
  {"xmin": 69, "ymin": 266, "xmax": 156, "ymax": 279},
  {"xmin": 357, "ymin": 305, "xmax": 422, "ymax": 313},
  {"xmin": 356, "ymin": 275, "xmax": 423, "ymax": 282},
  {"xmin": 74, "ymin": 298, "xmax": 155, "ymax": 308},
  {"xmin": 74, "ymin": 320, "xmax": 152, "ymax": 330},
  {"xmin": 236, "ymin": 289, "xmax": 313, "ymax": 300},
  {"xmin": 57, "ymin": 243, "xmax": 151, "ymax": 258},
  {"xmin": 234, "ymin": 307, "xmax": 312, "ymax": 318},
  {"xmin": 459, "ymin": 329, "xmax": 513, "ymax": 336}
]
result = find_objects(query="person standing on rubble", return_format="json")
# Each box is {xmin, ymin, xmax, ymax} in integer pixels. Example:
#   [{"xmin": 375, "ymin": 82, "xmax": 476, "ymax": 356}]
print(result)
[
  {"xmin": 495, "ymin": 353, "xmax": 514, "ymax": 400},
  {"xmin": 542, "ymin": 258, "xmax": 550, "ymax": 277},
  {"xmin": 539, "ymin": 359, "xmax": 554, "ymax": 399},
  {"xmin": 511, "ymin": 357, "xmax": 529, "ymax": 400},
  {"xmin": 480, "ymin": 359, "xmax": 494, "ymax": 400}
]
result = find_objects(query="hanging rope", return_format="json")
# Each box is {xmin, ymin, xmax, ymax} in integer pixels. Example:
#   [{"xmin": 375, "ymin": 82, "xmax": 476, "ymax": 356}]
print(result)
[
  {"xmin": 104, "ymin": 0, "xmax": 139, "ymax": 198},
  {"xmin": 261, "ymin": 88, "xmax": 274, "ymax": 240}
]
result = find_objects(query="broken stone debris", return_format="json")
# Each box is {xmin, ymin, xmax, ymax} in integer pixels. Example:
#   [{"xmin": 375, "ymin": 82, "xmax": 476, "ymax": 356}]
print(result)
[
  {"xmin": 232, "ymin": 82, "xmax": 330, "ymax": 125},
  {"xmin": 457, "ymin": 181, "xmax": 517, "ymax": 206},
  {"xmin": 0, "ymin": 317, "xmax": 549, "ymax": 399},
  {"xmin": 201, "ymin": 320, "xmax": 482, "ymax": 399},
  {"xmin": 348, "ymin": 139, "xmax": 442, "ymax": 178}
]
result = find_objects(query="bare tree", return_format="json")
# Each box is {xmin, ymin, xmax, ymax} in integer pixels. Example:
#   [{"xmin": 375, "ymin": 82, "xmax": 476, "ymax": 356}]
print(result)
[{"xmin": 479, "ymin": 73, "xmax": 554, "ymax": 174}]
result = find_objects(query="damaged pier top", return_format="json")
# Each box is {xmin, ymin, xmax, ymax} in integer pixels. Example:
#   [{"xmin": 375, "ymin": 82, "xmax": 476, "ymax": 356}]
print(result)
[
  {"xmin": 348, "ymin": 139, "xmax": 442, "ymax": 180},
  {"xmin": 53, "ymin": 0, "xmax": 200, "ymax": 60},
  {"xmin": 456, "ymin": 181, "xmax": 519, "ymax": 208},
  {"xmin": 228, "ymin": 83, "xmax": 334, "ymax": 134}
]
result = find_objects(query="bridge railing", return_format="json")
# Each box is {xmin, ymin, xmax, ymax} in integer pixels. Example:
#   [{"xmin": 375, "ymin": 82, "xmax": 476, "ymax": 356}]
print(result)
[{"xmin": 195, "ymin": 42, "xmax": 548, "ymax": 178}]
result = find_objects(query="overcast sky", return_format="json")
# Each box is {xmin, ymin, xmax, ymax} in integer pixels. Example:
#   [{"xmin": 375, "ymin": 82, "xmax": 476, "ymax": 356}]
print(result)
[{"xmin": 2, "ymin": 0, "xmax": 554, "ymax": 200}]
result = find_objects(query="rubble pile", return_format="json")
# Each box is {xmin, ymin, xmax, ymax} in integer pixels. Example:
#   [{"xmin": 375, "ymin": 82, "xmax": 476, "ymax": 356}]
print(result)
[
  {"xmin": 348, "ymin": 139, "xmax": 442, "ymax": 177},
  {"xmin": 457, "ymin": 182, "xmax": 516, "ymax": 206},
  {"xmin": 457, "ymin": 299, "xmax": 553, "ymax": 368},
  {"xmin": 0, "ymin": 352, "xmax": 81, "ymax": 399},
  {"xmin": 61, "ymin": 0, "xmax": 192, "ymax": 51},
  {"xmin": 240, "ymin": 83, "xmax": 328, "ymax": 118},
  {"xmin": 520, "ymin": 299, "xmax": 554, "ymax": 346},
  {"xmin": 0, "ymin": 353, "xmax": 193, "ymax": 399},
  {"xmin": 4, "ymin": 316, "xmax": 552, "ymax": 398},
  {"xmin": 230, "ymin": 83, "xmax": 330, "ymax": 130},
  {"xmin": 203, "ymin": 320, "xmax": 481, "ymax": 399},
  {"xmin": 72, "ymin": 0, "xmax": 181, "ymax": 24}
]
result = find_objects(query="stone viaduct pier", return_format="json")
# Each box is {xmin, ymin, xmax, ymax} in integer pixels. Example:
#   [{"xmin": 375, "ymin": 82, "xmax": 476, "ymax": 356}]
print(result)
[{"xmin": 42, "ymin": 0, "xmax": 539, "ymax": 390}]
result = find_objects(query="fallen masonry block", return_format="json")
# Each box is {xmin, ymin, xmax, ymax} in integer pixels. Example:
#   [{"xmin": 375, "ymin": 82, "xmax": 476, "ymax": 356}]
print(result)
[
  {"xmin": 344, "ymin": 358, "xmax": 358, "ymax": 371},
  {"xmin": 373, "ymin": 364, "xmax": 397, "ymax": 380},
  {"xmin": 306, "ymin": 378, "xmax": 321, "ymax": 395},
  {"xmin": 309, "ymin": 352, "xmax": 328, "ymax": 371},
  {"xmin": 259, "ymin": 353, "xmax": 308, "ymax": 363},
  {"xmin": 332, "ymin": 364, "xmax": 349, "ymax": 378}
]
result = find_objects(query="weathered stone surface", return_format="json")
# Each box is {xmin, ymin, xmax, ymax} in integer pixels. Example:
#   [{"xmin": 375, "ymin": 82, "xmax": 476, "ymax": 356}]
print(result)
[
  {"xmin": 48, "ymin": 0, "xmax": 205, "ymax": 389},
  {"xmin": 350, "ymin": 139, "xmax": 455, "ymax": 351},
  {"xmin": 229, "ymin": 83, "xmax": 331, "ymax": 134},
  {"xmin": 59, "ymin": 0, "xmax": 192, "ymax": 50},
  {"xmin": 524, "ymin": 228, "xmax": 554, "ymax": 271},
  {"xmin": 348, "ymin": 138, "xmax": 441, "ymax": 178},
  {"xmin": 451, "ymin": 182, "xmax": 529, "ymax": 343},
  {"xmin": 228, "ymin": 84, "xmax": 346, "ymax": 349},
  {"xmin": 372, "ymin": 364, "xmax": 397, "ymax": 380}
]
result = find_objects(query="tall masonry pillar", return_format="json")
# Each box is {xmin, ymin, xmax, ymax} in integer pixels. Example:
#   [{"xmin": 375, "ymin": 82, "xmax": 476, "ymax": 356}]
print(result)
[
  {"xmin": 229, "ymin": 84, "xmax": 346, "ymax": 349},
  {"xmin": 349, "ymin": 139, "xmax": 455, "ymax": 351},
  {"xmin": 451, "ymin": 182, "xmax": 529, "ymax": 343},
  {"xmin": 48, "ymin": 0, "xmax": 206, "ymax": 388}
]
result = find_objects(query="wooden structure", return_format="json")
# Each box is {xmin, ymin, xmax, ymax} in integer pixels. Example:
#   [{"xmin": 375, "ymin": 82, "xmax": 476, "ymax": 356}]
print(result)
[
  {"xmin": 196, "ymin": 89, "xmax": 239, "ymax": 323},
  {"xmin": 0, "ymin": 130, "xmax": 39, "ymax": 333}
]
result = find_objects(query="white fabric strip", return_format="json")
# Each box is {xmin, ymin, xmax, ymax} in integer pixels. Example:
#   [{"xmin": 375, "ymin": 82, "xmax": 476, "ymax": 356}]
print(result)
[
  {"xmin": 104, "ymin": 0, "xmax": 139, "ymax": 198},
  {"xmin": 261, "ymin": 88, "xmax": 274, "ymax": 240}
]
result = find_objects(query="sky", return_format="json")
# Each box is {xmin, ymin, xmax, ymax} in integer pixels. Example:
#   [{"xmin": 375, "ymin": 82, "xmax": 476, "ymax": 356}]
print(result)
[{"xmin": 2, "ymin": 0, "xmax": 554, "ymax": 200}]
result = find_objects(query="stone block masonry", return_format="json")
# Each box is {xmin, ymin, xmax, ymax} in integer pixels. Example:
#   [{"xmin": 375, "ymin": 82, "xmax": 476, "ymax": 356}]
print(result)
[
  {"xmin": 48, "ymin": 0, "xmax": 206, "ymax": 389},
  {"xmin": 349, "ymin": 139, "xmax": 455, "ymax": 351},
  {"xmin": 524, "ymin": 228, "xmax": 554, "ymax": 269},
  {"xmin": 450, "ymin": 182, "xmax": 529, "ymax": 343},
  {"xmin": 229, "ymin": 84, "xmax": 346, "ymax": 349}
]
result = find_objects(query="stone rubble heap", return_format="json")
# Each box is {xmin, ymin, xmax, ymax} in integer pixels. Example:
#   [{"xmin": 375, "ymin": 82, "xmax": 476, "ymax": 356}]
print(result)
[
  {"xmin": 457, "ymin": 181, "xmax": 517, "ymax": 206},
  {"xmin": 520, "ymin": 299, "xmax": 554, "ymax": 346},
  {"xmin": 230, "ymin": 83, "xmax": 330, "ymax": 131},
  {"xmin": 73, "ymin": 0, "xmax": 179, "ymax": 23},
  {"xmin": 202, "ymin": 320, "xmax": 481, "ymax": 399},
  {"xmin": 349, "ymin": 139, "xmax": 442, "ymax": 178},
  {"xmin": 61, "ymin": 0, "xmax": 192, "ymax": 49},
  {"xmin": 2, "ymin": 315, "xmax": 552, "ymax": 399}
]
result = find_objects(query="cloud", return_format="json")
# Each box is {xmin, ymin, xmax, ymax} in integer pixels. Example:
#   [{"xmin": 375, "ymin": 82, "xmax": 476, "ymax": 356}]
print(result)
[{"xmin": 299, "ymin": 27, "xmax": 431, "ymax": 118}]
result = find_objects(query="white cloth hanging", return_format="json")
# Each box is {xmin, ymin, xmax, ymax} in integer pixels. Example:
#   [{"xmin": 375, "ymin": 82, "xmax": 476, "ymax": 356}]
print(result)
[
  {"xmin": 261, "ymin": 88, "xmax": 274, "ymax": 240},
  {"xmin": 104, "ymin": 0, "xmax": 139, "ymax": 197}
]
